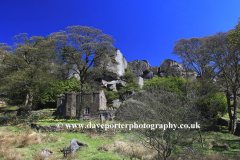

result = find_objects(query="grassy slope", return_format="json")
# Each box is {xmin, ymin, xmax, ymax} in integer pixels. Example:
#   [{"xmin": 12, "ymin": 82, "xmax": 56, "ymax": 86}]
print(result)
[
  {"xmin": 0, "ymin": 126, "xmax": 126, "ymax": 160},
  {"xmin": 1, "ymin": 124, "xmax": 240, "ymax": 159}
]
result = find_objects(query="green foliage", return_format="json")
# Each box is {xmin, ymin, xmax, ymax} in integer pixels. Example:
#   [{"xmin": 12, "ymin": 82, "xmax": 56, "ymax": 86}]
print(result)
[
  {"xmin": 143, "ymin": 76, "xmax": 186, "ymax": 95},
  {"xmin": 121, "ymin": 68, "xmax": 140, "ymax": 91},
  {"xmin": 52, "ymin": 25, "xmax": 116, "ymax": 89},
  {"xmin": 102, "ymin": 89, "xmax": 119, "ymax": 106},
  {"xmin": 34, "ymin": 78, "xmax": 82, "ymax": 104},
  {"xmin": 197, "ymin": 91, "xmax": 228, "ymax": 118},
  {"xmin": 0, "ymin": 34, "xmax": 57, "ymax": 109},
  {"xmin": 85, "ymin": 67, "xmax": 119, "ymax": 89},
  {"xmin": 227, "ymin": 18, "xmax": 240, "ymax": 47},
  {"xmin": 189, "ymin": 81, "xmax": 228, "ymax": 119},
  {"xmin": 102, "ymin": 68, "xmax": 140, "ymax": 107},
  {"xmin": 5, "ymin": 89, "xmax": 27, "ymax": 105}
]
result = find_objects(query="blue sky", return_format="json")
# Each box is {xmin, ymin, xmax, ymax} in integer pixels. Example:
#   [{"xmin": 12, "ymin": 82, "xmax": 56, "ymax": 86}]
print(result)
[{"xmin": 1, "ymin": 0, "xmax": 240, "ymax": 67}]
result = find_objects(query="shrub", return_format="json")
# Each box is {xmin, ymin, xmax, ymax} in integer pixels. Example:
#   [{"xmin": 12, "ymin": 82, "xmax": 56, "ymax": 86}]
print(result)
[
  {"xmin": 197, "ymin": 91, "xmax": 228, "ymax": 118},
  {"xmin": 143, "ymin": 76, "xmax": 186, "ymax": 95}
]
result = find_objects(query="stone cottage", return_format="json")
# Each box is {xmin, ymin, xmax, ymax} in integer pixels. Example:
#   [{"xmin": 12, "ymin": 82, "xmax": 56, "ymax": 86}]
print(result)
[{"xmin": 56, "ymin": 90, "xmax": 113, "ymax": 120}]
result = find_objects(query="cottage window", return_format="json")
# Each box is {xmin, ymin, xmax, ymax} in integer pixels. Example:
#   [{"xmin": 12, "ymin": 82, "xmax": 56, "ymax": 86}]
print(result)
[
  {"xmin": 61, "ymin": 99, "xmax": 65, "ymax": 106},
  {"xmin": 84, "ymin": 107, "xmax": 90, "ymax": 114}
]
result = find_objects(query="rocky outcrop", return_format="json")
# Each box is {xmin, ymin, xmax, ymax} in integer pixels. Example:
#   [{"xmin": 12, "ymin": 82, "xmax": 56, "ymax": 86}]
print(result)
[
  {"xmin": 93, "ymin": 48, "xmax": 198, "ymax": 91},
  {"xmin": 128, "ymin": 60, "xmax": 151, "ymax": 78},
  {"xmin": 102, "ymin": 80, "xmax": 127, "ymax": 91},
  {"xmin": 128, "ymin": 59, "xmax": 154, "ymax": 84},
  {"xmin": 95, "ymin": 49, "xmax": 128, "ymax": 77},
  {"xmin": 128, "ymin": 59, "xmax": 197, "ymax": 87},
  {"xmin": 135, "ymin": 76, "xmax": 144, "ymax": 89},
  {"xmin": 151, "ymin": 66, "xmax": 159, "ymax": 75},
  {"xmin": 159, "ymin": 59, "xmax": 197, "ymax": 79}
]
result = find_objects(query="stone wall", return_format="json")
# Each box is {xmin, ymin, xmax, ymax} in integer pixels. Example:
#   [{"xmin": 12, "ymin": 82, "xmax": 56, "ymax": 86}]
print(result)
[
  {"xmin": 57, "ymin": 91, "xmax": 108, "ymax": 119},
  {"xmin": 99, "ymin": 90, "xmax": 107, "ymax": 110},
  {"xmin": 65, "ymin": 93, "xmax": 77, "ymax": 116},
  {"xmin": 29, "ymin": 122, "xmax": 129, "ymax": 134}
]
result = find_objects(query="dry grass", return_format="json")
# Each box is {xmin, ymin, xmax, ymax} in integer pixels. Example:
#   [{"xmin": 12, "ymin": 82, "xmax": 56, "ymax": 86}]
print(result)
[
  {"xmin": 98, "ymin": 141, "xmax": 157, "ymax": 160},
  {"xmin": 0, "ymin": 148, "xmax": 24, "ymax": 160},
  {"xmin": 0, "ymin": 127, "xmax": 61, "ymax": 159},
  {"xmin": 32, "ymin": 148, "xmax": 55, "ymax": 160},
  {"xmin": 202, "ymin": 153, "xmax": 229, "ymax": 160},
  {"xmin": 64, "ymin": 152, "xmax": 81, "ymax": 160}
]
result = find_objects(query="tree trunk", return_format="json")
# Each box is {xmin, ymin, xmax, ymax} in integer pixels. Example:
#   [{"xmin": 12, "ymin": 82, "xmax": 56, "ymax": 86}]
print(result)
[
  {"xmin": 226, "ymin": 91, "xmax": 233, "ymax": 131},
  {"xmin": 78, "ymin": 91, "xmax": 84, "ymax": 121},
  {"xmin": 24, "ymin": 91, "xmax": 33, "ymax": 116},
  {"xmin": 24, "ymin": 94, "xmax": 29, "ymax": 107},
  {"xmin": 232, "ymin": 90, "xmax": 238, "ymax": 134},
  {"xmin": 198, "ymin": 128, "xmax": 204, "ymax": 148}
]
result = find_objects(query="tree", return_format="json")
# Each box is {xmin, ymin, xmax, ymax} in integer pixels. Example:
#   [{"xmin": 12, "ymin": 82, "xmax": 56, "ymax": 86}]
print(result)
[
  {"xmin": 194, "ymin": 81, "xmax": 228, "ymax": 119},
  {"xmin": 172, "ymin": 37, "xmax": 213, "ymax": 80},
  {"xmin": 0, "ymin": 33, "xmax": 57, "ymax": 111},
  {"xmin": 50, "ymin": 26, "xmax": 116, "ymax": 119},
  {"xmin": 115, "ymin": 86, "xmax": 207, "ymax": 160},
  {"xmin": 198, "ymin": 31, "xmax": 240, "ymax": 134},
  {"xmin": 224, "ymin": 19, "xmax": 240, "ymax": 133},
  {"xmin": 50, "ymin": 26, "xmax": 116, "ymax": 86},
  {"xmin": 172, "ymin": 27, "xmax": 240, "ymax": 133}
]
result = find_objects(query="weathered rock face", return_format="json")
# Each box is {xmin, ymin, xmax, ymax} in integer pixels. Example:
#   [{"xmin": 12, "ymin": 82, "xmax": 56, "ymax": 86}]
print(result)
[
  {"xmin": 102, "ymin": 80, "xmax": 127, "ymax": 91},
  {"xmin": 128, "ymin": 60, "xmax": 154, "ymax": 81},
  {"xmin": 127, "ymin": 58, "xmax": 197, "ymax": 87},
  {"xmin": 159, "ymin": 59, "xmax": 196, "ymax": 79},
  {"xmin": 95, "ymin": 49, "xmax": 128, "ymax": 77},
  {"xmin": 151, "ymin": 66, "xmax": 159, "ymax": 75},
  {"xmin": 128, "ymin": 60, "xmax": 151, "ymax": 77},
  {"xmin": 142, "ymin": 71, "xmax": 154, "ymax": 79},
  {"xmin": 135, "ymin": 76, "xmax": 144, "ymax": 89},
  {"xmin": 160, "ymin": 59, "xmax": 179, "ymax": 72}
]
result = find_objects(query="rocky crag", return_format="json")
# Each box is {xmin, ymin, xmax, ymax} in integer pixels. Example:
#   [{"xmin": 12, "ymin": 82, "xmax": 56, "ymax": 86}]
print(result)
[{"xmin": 94, "ymin": 49, "xmax": 197, "ymax": 90}]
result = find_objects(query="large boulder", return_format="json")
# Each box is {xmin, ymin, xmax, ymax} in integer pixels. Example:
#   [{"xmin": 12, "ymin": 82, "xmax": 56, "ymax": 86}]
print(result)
[
  {"xmin": 128, "ymin": 60, "xmax": 143, "ymax": 77},
  {"xmin": 139, "ymin": 60, "xmax": 151, "ymax": 73},
  {"xmin": 95, "ymin": 49, "xmax": 128, "ymax": 77},
  {"xmin": 70, "ymin": 139, "xmax": 79, "ymax": 152},
  {"xmin": 159, "ymin": 59, "xmax": 197, "ymax": 79},
  {"xmin": 128, "ymin": 60, "xmax": 152, "ymax": 79},
  {"xmin": 160, "ymin": 59, "xmax": 179, "ymax": 71},
  {"xmin": 142, "ymin": 71, "xmax": 154, "ymax": 79},
  {"xmin": 151, "ymin": 66, "xmax": 159, "ymax": 75},
  {"xmin": 128, "ymin": 60, "xmax": 151, "ymax": 76},
  {"xmin": 102, "ymin": 80, "xmax": 127, "ymax": 91}
]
